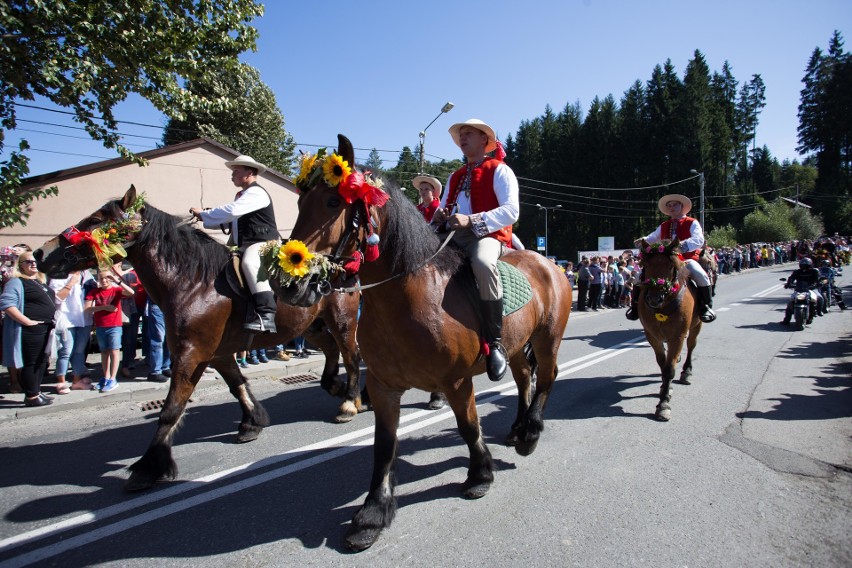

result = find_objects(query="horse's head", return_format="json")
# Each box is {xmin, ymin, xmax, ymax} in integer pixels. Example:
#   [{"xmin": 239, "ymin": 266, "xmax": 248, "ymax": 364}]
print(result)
[
  {"xmin": 34, "ymin": 185, "xmax": 144, "ymax": 278},
  {"xmin": 279, "ymin": 135, "xmax": 390, "ymax": 307},
  {"xmin": 638, "ymin": 238, "xmax": 684, "ymax": 309}
]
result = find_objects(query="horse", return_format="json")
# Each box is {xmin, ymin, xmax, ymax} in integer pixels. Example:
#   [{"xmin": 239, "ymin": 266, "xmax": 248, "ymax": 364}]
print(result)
[
  {"xmin": 276, "ymin": 135, "xmax": 572, "ymax": 551},
  {"xmin": 636, "ymin": 239, "xmax": 703, "ymax": 421},
  {"xmin": 34, "ymin": 186, "xmax": 364, "ymax": 491},
  {"xmin": 698, "ymin": 247, "xmax": 718, "ymax": 296}
]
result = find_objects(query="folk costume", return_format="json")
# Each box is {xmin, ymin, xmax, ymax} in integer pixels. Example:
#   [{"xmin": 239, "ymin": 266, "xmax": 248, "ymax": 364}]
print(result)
[
  {"xmin": 626, "ymin": 193, "xmax": 716, "ymax": 323},
  {"xmin": 196, "ymin": 155, "xmax": 280, "ymax": 333},
  {"xmin": 413, "ymin": 175, "xmax": 442, "ymax": 223},
  {"xmin": 439, "ymin": 119, "xmax": 520, "ymax": 381}
]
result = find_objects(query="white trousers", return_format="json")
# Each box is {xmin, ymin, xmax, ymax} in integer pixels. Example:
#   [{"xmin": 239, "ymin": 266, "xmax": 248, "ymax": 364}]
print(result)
[{"xmin": 242, "ymin": 241, "xmax": 272, "ymax": 295}]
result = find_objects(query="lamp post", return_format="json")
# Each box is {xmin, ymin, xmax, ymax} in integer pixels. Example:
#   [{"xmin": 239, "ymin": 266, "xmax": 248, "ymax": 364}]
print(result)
[
  {"xmin": 536, "ymin": 203, "xmax": 562, "ymax": 257},
  {"xmin": 419, "ymin": 102, "xmax": 454, "ymax": 173},
  {"xmin": 689, "ymin": 169, "xmax": 705, "ymax": 228}
]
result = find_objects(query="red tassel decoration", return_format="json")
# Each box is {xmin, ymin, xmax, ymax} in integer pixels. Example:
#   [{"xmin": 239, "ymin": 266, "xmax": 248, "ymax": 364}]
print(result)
[
  {"xmin": 494, "ymin": 140, "xmax": 506, "ymax": 162},
  {"xmin": 481, "ymin": 338, "xmax": 491, "ymax": 356},
  {"xmin": 365, "ymin": 243, "xmax": 380, "ymax": 263},
  {"xmin": 342, "ymin": 251, "xmax": 363, "ymax": 275}
]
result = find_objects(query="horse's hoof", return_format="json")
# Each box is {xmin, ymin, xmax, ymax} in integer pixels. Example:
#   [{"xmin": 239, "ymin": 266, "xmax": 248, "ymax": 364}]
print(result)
[
  {"xmin": 655, "ymin": 408, "xmax": 671, "ymax": 421},
  {"xmin": 235, "ymin": 428, "xmax": 262, "ymax": 443},
  {"xmin": 678, "ymin": 376, "xmax": 692, "ymax": 385},
  {"xmin": 344, "ymin": 527, "xmax": 382, "ymax": 552},
  {"xmin": 124, "ymin": 471, "xmax": 159, "ymax": 492},
  {"xmin": 505, "ymin": 431, "xmax": 519, "ymax": 447},
  {"xmin": 461, "ymin": 480, "xmax": 492, "ymax": 499},
  {"xmin": 515, "ymin": 438, "xmax": 540, "ymax": 457}
]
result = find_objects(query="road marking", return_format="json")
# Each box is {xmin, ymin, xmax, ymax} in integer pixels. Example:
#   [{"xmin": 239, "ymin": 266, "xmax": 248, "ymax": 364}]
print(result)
[
  {"xmin": 752, "ymin": 284, "xmax": 784, "ymax": 298},
  {"xmin": 0, "ymin": 336, "xmax": 648, "ymax": 566}
]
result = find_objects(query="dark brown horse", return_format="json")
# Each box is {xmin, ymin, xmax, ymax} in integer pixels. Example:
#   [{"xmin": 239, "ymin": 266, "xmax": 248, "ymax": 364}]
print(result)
[
  {"xmin": 34, "ymin": 186, "xmax": 363, "ymax": 491},
  {"xmin": 277, "ymin": 135, "xmax": 572, "ymax": 551},
  {"xmin": 698, "ymin": 247, "xmax": 718, "ymax": 296},
  {"xmin": 636, "ymin": 239, "xmax": 702, "ymax": 421}
]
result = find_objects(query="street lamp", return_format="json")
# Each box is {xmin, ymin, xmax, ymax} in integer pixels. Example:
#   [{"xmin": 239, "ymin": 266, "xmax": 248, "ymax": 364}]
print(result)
[
  {"xmin": 419, "ymin": 102, "xmax": 454, "ymax": 173},
  {"xmin": 689, "ymin": 169, "xmax": 705, "ymax": 228},
  {"xmin": 536, "ymin": 203, "xmax": 562, "ymax": 257}
]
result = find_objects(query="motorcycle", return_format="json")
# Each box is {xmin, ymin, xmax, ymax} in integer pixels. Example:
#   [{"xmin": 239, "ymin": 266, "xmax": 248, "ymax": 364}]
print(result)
[{"xmin": 780, "ymin": 278, "xmax": 820, "ymax": 330}]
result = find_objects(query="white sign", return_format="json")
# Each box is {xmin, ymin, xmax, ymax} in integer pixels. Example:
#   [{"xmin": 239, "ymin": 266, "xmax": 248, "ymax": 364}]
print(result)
[{"xmin": 598, "ymin": 236, "xmax": 615, "ymax": 251}]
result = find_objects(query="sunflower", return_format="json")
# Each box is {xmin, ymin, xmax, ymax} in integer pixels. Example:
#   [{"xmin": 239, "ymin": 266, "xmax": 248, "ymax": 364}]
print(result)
[
  {"xmin": 322, "ymin": 153, "xmax": 351, "ymax": 187},
  {"xmin": 278, "ymin": 240, "xmax": 315, "ymax": 278},
  {"xmin": 295, "ymin": 153, "xmax": 318, "ymax": 186}
]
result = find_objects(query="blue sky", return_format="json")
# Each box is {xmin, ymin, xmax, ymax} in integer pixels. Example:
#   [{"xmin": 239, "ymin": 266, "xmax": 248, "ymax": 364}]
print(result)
[{"xmin": 6, "ymin": 0, "xmax": 850, "ymax": 178}]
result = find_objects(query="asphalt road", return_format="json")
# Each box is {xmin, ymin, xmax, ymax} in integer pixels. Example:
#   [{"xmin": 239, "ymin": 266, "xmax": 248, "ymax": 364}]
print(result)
[{"xmin": 0, "ymin": 264, "xmax": 849, "ymax": 568}]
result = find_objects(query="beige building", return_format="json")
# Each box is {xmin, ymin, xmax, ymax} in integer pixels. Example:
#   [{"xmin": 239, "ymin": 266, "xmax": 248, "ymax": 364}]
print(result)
[{"xmin": 0, "ymin": 137, "xmax": 299, "ymax": 249}]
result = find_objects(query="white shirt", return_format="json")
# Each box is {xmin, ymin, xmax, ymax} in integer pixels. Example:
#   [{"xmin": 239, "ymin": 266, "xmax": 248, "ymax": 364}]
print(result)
[
  {"xmin": 643, "ymin": 216, "xmax": 705, "ymax": 253},
  {"xmin": 199, "ymin": 184, "xmax": 271, "ymax": 244},
  {"xmin": 441, "ymin": 162, "xmax": 520, "ymax": 235},
  {"xmin": 48, "ymin": 272, "xmax": 95, "ymax": 327}
]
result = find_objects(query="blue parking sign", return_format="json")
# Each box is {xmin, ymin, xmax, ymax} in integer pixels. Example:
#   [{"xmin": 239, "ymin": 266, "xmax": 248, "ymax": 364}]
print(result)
[{"xmin": 537, "ymin": 236, "xmax": 546, "ymax": 251}]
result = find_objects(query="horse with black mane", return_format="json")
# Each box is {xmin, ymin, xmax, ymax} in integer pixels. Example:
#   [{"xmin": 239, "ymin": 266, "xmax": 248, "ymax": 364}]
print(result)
[
  {"xmin": 276, "ymin": 135, "xmax": 572, "ymax": 551},
  {"xmin": 636, "ymin": 239, "xmax": 703, "ymax": 421},
  {"xmin": 34, "ymin": 187, "xmax": 363, "ymax": 491}
]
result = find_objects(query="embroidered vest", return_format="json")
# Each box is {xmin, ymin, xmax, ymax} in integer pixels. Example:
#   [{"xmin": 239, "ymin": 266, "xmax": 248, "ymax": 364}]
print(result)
[
  {"xmin": 236, "ymin": 184, "xmax": 279, "ymax": 247},
  {"xmin": 660, "ymin": 217, "xmax": 699, "ymax": 261},
  {"xmin": 446, "ymin": 158, "xmax": 512, "ymax": 245}
]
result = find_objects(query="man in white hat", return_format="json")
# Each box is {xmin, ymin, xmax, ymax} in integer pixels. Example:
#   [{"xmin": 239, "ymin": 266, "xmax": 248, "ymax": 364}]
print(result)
[
  {"xmin": 412, "ymin": 174, "xmax": 442, "ymax": 223},
  {"xmin": 190, "ymin": 155, "xmax": 280, "ymax": 333},
  {"xmin": 625, "ymin": 193, "xmax": 716, "ymax": 323},
  {"xmin": 432, "ymin": 119, "xmax": 519, "ymax": 381}
]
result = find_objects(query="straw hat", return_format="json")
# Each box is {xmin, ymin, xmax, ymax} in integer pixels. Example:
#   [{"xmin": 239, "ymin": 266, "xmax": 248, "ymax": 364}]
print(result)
[
  {"xmin": 657, "ymin": 194, "xmax": 692, "ymax": 216},
  {"xmin": 448, "ymin": 119, "xmax": 498, "ymax": 153},
  {"xmin": 224, "ymin": 155, "xmax": 267, "ymax": 175},
  {"xmin": 412, "ymin": 175, "xmax": 442, "ymax": 196}
]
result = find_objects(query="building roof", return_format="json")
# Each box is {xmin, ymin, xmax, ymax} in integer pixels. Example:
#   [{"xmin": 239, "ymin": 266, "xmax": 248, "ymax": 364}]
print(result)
[
  {"xmin": 19, "ymin": 137, "xmax": 294, "ymax": 190},
  {"xmin": 780, "ymin": 196, "xmax": 811, "ymax": 209}
]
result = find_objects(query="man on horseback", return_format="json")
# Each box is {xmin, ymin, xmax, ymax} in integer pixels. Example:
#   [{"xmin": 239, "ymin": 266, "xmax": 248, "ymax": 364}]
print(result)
[
  {"xmin": 626, "ymin": 194, "xmax": 716, "ymax": 323},
  {"xmin": 431, "ymin": 119, "xmax": 519, "ymax": 381},
  {"xmin": 190, "ymin": 155, "xmax": 280, "ymax": 333}
]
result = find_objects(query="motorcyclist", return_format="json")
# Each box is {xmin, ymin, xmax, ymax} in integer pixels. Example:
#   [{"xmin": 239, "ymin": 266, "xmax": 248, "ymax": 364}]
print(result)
[
  {"xmin": 818, "ymin": 258, "xmax": 847, "ymax": 310},
  {"xmin": 781, "ymin": 257, "xmax": 824, "ymax": 325}
]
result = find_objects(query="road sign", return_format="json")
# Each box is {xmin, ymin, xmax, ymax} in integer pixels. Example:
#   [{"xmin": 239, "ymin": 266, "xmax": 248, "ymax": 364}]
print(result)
[{"xmin": 537, "ymin": 236, "xmax": 546, "ymax": 252}]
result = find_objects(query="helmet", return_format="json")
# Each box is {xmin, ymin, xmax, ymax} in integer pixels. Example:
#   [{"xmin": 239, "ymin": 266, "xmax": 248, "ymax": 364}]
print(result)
[
  {"xmin": 822, "ymin": 259, "xmax": 831, "ymax": 266},
  {"xmin": 799, "ymin": 258, "xmax": 813, "ymax": 268}
]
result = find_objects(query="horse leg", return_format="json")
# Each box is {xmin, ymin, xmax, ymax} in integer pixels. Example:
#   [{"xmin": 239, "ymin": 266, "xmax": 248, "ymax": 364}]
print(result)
[
  {"xmin": 306, "ymin": 319, "xmax": 365, "ymax": 423},
  {"xmin": 217, "ymin": 356, "xmax": 270, "ymax": 443},
  {"xmin": 125, "ymin": 355, "xmax": 204, "ymax": 491},
  {"xmin": 345, "ymin": 372, "xmax": 402, "ymax": 552},
  {"xmin": 513, "ymin": 340, "xmax": 558, "ymax": 457},
  {"xmin": 655, "ymin": 337, "xmax": 684, "ymax": 422},
  {"xmin": 445, "ymin": 377, "xmax": 495, "ymax": 499},
  {"xmin": 679, "ymin": 323, "xmax": 701, "ymax": 384},
  {"xmin": 506, "ymin": 345, "xmax": 533, "ymax": 447}
]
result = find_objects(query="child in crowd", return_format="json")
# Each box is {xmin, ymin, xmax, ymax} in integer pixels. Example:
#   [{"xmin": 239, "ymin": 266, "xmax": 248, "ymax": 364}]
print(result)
[{"xmin": 85, "ymin": 266, "xmax": 135, "ymax": 392}]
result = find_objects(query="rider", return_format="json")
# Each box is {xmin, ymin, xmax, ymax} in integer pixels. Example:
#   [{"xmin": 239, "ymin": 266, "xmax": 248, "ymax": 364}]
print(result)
[
  {"xmin": 413, "ymin": 175, "xmax": 442, "ymax": 223},
  {"xmin": 781, "ymin": 257, "xmax": 824, "ymax": 324},
  {"xmin": 190, "ymin": 155, "xmax": 280, "ymax": 334},
  {"xmin": 431, "ymin": 119, "xmax": 520, "ymax": 382},
  {"xmin": 625, "ymin": 193, "xmax": 716, "ymax": 323}
]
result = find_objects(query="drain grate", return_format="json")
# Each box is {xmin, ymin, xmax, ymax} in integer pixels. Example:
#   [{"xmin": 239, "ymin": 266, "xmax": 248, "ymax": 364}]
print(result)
[
  {"xmin": 139, "ymin": 398, "xmax": 193, "ymax": 411},
  {"xmin": 279, "ymin": 374, "xmax": 318, "ymax": 386}
]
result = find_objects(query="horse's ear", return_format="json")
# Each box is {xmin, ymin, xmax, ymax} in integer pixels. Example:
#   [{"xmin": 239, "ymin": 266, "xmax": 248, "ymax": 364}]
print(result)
[
  {"xmin": 122, "ymin": 185, "xmax": 137, "ymax": 211},
  {"xmin": 640, "ymin": 239, "xmax": 649, "ymax": 249},
  {"xmin": 667, "ymin": 239, "xmax": 680, "ymax": 255},
  {"xmin": 337, "ymin": 134, "xmax": 355, "ymax": 167}
]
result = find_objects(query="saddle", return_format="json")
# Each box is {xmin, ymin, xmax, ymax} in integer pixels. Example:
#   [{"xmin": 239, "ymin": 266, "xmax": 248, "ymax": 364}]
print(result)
[
  {"xmin": 224, "ymin": 250, "xmax": 251, "ymax": 300},
  {"xmin": 455, "ymin": 256, "xmax": 533, "ymax": 318}
]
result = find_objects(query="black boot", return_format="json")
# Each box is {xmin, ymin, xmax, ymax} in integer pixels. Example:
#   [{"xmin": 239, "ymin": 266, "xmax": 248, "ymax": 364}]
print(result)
[
  {"xmin": 482, "ymin": 299, "xmax": 508, "ymax": 382},
  {"xmin": 244, "ymin": 291, "xmax": 278, "ymax": 334},
  {"xmin": 781, "ymin": 305, "xmax": 792, "ymax": 325},
  {"xmin": 696, "ymin": 286, "xmax": 716, "ymax": 323},
  {"xmin": 625, "ymin": 288, "xmax": 640, "ymax": 321}
]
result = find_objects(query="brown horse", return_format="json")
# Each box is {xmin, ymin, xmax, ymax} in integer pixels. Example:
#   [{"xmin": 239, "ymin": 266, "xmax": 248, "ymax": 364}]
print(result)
[
  {"xmin": 34, "ymin": 186, "xmax": 364, "ymax": 491},
  {"xmin": 277, "ymin": 135, "xmax": 572, "ymax": 551},
  {"xmin": 636, "ymin": 239, "xmax": 702, "ymax": 421},
  {"xmin": 698, "ymin": 247, "xmax": 718, "ymax": 296}
]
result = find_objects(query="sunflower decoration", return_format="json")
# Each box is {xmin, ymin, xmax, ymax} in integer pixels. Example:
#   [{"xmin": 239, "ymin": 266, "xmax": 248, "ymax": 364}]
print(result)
[
  {"xmin": 87, "ymin": 192, "xmax": 146, "ymax": 270},
  {"xmin": 258, "ymin": 239, "xmax": 342, "ymax": 287},
  {"xmin": 278, "ymin": 240, "xmax": 314, "ymax": 278},
  {"xmin": 295, "ymin": 152, "xmax": 319, "ymax": 187},
  {"xmin": 322, "ymin": 153, "xmax": 351, "ymax": 187}
]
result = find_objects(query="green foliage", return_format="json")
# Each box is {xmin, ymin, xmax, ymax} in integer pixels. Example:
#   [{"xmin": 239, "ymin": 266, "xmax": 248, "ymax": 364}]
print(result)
[
  {"xmin": 364, "ymin": 149, "xmax": 384, "ymax": 174},
  {"xmin": 705, "ymin": 224, "xmax": 738, "ymax": 248},
  {"xmin": 789, "ymin": 205, "xmax": 825, "ymax": 240},
  {"xmin": 385, "ymin": 146, "xmax": 462, "ymax": 205},
  {"xmin": 740, "ymin": 200, "xmax": 800, "ymax": 243},
  {"xmin": 162, "ymin": 63, "xmax": 295, "ymax": 174},
  {"xmin": 0, "ymin": 0, "xmax": 263, "ymax": 227}
]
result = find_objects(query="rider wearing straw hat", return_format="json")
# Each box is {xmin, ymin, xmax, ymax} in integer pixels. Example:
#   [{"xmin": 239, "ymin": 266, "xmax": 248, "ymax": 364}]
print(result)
[
  {"xmin": 625, "ymin": 193, "xmax": 716, "ymax": 323},
  {"xmin": 412, "ymin": 174, "xmax": 442, "ymax": 223},
  {"xmin": 431, "ymin": 119, "xmax": 519, "ymax": 381},
  {"xmin": 190, "ymin": 155, "xmax": 280, "ymax": 333}
]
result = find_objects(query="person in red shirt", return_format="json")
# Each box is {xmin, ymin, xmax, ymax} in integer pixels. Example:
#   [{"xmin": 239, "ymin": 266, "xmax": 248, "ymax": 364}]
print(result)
[
  {"xmin": 412, "ymin": 175, "xmax": 442, "ymax": 223},
  {"xmin": 85, "ymin": 266, "xmax": 135, "ymax": 392}
]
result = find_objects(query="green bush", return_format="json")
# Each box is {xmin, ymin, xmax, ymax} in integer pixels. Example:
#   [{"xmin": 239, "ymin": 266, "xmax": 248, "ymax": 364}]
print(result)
[{"xmin": 705, "ymin": 224, "xmax": 738, "ymax": 248}]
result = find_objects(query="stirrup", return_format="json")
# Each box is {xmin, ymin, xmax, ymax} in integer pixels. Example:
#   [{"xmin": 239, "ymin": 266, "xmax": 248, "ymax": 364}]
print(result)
[
  {"xmin": 485, "ymin": 342, "xmax": 507, "ymax": 382},
  {"xmin": 700, "ymin": 308, "xmax": 716, "ymax": 323},
  {"xmin": 244, "ymin": 314, "xmax": 277, "ymax": 334}
]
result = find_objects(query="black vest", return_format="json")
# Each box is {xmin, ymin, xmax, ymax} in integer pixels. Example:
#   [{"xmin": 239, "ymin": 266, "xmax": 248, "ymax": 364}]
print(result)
[{"xmin": 237, "ymin": 184, "xmax": 279, "ymax": 247}]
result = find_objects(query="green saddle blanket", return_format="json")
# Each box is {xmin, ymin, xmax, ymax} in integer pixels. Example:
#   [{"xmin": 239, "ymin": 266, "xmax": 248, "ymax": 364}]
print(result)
[{"xmin": 498, "ymin": 260, "xmax": 532, "ymax": 316}]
